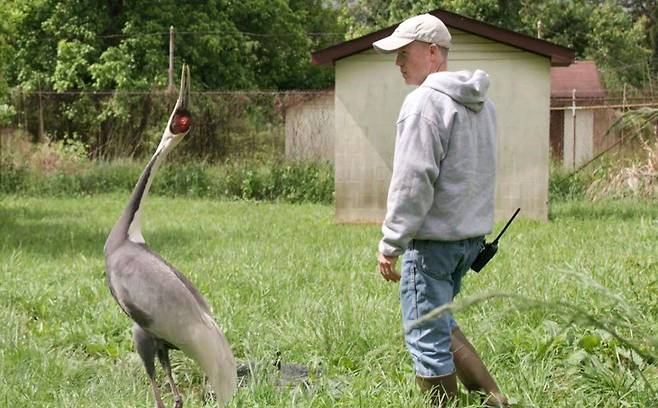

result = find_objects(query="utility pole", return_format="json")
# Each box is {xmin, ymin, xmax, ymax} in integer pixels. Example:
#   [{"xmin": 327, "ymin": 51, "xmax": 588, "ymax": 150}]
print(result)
[{"xmin": 168, "ymin": 26, "xmax": 175, "ymax": 92}]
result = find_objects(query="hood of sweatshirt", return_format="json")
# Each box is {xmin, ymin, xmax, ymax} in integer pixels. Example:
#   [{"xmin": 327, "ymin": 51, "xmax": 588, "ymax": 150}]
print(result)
[{"xmin": 421, "ymin": 69, "xmax": 490, "ymax": 112}]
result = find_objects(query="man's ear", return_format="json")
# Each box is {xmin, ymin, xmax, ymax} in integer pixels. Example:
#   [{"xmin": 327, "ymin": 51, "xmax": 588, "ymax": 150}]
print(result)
[{"xmin": 428, "ymin": 43, "xmax": 443, "ymax": 63}]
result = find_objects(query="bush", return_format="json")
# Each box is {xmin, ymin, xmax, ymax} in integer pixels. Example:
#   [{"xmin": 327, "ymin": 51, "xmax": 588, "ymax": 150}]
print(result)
[
  {"xmin": 549, "ymin": 161, "xmax": 595, "ymax": 201},
  {"xmin": 550, "ymin": 135, "xmax": 658, "ymax": 203},
  {"xmin": 0, "ymin": 156, "xmax": 28, "ymax": 194},
  {"xmin": 0, "ymin": 158, "xmax": 335, "ymax": 204},
  {"xmin": 586, "ymin": 139, "xmax": 658, "ymax": 200},
  {"xmin": 154, "ymin": 161, "xmax": 212, "ymax": 197}
]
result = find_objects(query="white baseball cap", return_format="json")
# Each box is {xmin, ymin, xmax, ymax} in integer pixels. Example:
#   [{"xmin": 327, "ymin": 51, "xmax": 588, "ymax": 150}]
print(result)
[{"xmin": 373, "ymin": 14, "xmax": 452, "ymax": 53}]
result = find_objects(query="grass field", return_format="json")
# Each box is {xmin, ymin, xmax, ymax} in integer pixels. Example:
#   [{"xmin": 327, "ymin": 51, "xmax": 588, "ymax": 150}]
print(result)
[{"xmin": 0, "ymin": 194, "xmax": 656, "ymax": 407}]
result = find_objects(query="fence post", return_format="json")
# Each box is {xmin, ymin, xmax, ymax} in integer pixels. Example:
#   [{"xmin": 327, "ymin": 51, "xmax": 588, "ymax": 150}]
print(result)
[
  {"xmin": 38, "ymin": 78, "xmax": 45, "ymax": 143},
  {"xmin": 622, "ymin": 84, "xmax": 627, "ymax": 161},
  {"xmin": 571, "ymin": 88, "xmax": 576, "ymax": 169},
  {"xmin": 168, "ymin": 26, "xmax": 175, "ymax": 92},
  {"xmin": 21, "ymin": 89, "xmax": 28, "ymax": 131}
]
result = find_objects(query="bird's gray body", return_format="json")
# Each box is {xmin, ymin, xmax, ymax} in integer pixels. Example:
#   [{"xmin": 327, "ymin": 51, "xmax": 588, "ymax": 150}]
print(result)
[
  {"xmin": 106, "ymin": 240, "xmax": 210, "ymax": 343},
  {"xmin": 103, "ymin": 66, "xmax": 237, "ymax": 407}
]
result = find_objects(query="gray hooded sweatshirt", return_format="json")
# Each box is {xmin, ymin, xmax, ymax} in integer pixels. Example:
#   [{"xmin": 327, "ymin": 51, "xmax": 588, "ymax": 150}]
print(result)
[{"xmin": 379, "ymin": 69, "xmax": 496, "ymax": 256}]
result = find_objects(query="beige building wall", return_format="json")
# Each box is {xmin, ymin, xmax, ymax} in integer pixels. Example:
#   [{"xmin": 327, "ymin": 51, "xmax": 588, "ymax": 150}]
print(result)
[
  {"xmin": 563, "ymin": 110, "xmax": 594, "ymax": 169},
  {"xmin": 285, "ymin": 93, "xmax": 334, "ymax": 163},
  {"xmin": 335, "ymin": 29, "xmax": 551, "ymax": 223}
]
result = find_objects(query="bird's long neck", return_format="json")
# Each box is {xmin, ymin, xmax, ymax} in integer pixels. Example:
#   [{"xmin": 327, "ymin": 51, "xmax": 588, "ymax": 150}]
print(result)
[{"xmin": 104, "ymin": 144, "xmax": 169, "ymax": 255}]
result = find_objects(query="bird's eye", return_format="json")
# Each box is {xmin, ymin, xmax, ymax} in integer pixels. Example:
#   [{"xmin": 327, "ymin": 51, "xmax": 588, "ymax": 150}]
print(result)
[{"xmin": 171, "ymin": 110, "xmax": 192, "ymax": 134}]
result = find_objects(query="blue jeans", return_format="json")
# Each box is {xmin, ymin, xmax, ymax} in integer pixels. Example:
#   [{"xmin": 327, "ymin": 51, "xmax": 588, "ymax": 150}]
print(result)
[{"xmin": 400, "ymin": 237, "xmax": 484, "ymax": 377}]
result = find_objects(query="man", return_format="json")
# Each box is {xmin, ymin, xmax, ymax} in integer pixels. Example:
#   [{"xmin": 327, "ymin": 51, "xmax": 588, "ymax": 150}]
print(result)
[{"xmin": 373, "ymin": 14, "xmax": 509, "ymax": 407}]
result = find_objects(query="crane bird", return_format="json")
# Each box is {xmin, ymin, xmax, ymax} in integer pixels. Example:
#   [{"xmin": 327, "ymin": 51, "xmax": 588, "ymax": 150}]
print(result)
[{"xmin": 104, "ymin": 65, "xmax": 237, "ymax": 407}]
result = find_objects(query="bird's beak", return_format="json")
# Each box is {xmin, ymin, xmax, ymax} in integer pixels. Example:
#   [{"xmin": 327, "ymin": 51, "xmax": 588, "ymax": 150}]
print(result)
[
  {"xmin": 168, "ymin": 65, "xmax": 192, "ymax": 135},
  {"xmin": 176, "ymin": 64, "xmax": 191, "ymax": 111}
]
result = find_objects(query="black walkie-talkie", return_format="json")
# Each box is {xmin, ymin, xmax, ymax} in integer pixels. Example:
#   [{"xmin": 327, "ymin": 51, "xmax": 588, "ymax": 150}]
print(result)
[{"xmin": 471, "ymin": 208, "xmax": 521, "ymax": 272}]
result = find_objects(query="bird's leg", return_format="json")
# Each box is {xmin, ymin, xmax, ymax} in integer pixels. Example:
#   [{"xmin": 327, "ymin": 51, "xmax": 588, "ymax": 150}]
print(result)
[
  {"xmin": 133, "ymin": 324, "xmax": 166, "ymax": 408},
  {"xmin": 158, "ymin": 347, "xmax": 183, "ymax": 408},
  {"xmin": 148, "ymin": 376, "xmax": 166, "ymax": 408}
]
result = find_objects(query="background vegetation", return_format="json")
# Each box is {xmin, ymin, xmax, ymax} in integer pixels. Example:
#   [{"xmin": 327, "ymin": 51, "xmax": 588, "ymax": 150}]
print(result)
[
  {"xmin": 1, "ymin": 0, "xmax": 656, "ymax": 158},
  {"xmin": 1, "ymin": 0, "xmax": 656, "ymax": 94}
]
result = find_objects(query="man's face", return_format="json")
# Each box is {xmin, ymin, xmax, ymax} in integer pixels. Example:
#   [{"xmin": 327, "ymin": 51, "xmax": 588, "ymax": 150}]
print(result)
[{"xmin": 395, "ymin": 41, "xmax": 434, "ymax": 85}]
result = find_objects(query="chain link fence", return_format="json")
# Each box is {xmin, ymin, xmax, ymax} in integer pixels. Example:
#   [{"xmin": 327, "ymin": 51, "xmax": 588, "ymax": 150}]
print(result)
[
  {"xmin": 5, "ymin": 89, "xmax": 334, "ymax": 162},
  {"xmin": 549, "ymin": 94, "xmax": 658, "ymax": 169}
]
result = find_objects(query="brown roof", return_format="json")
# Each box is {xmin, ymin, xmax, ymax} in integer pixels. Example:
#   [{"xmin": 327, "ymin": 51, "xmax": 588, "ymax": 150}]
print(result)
[
  {"xmin": 312, "ymin": 8, "xmax": 574, "ymax": 67},
  {"xmin": 550, "ymin": 60, "xmax": 605, "ymax": 98}
]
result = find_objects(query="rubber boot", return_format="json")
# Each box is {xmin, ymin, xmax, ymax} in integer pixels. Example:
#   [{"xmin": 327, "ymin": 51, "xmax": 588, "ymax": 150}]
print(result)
[
  {"xmin": 451, "ymin": 327, "xmax": 509, "ymax": 407},
  {"xmin": 416, "ymin": 373, "xmax": 458, "ymax": 407}
]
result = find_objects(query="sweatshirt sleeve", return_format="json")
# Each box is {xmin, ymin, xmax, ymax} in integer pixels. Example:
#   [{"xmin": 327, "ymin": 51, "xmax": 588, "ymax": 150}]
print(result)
[{"xmin": 379, "ymin": 113, "xmax": 443, "ymax": 256}]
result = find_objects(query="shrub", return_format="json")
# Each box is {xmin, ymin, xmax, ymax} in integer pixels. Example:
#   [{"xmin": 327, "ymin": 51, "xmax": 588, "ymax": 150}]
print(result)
[
  {"xmin": 0, "ymin": 156, "xmax": 28, "ymax": 194},
  {"xmin": 154, "ymin": 161, "xmax": 211, "ymax": 197},
  {"xmin": 549, "ymin": 161, "xmax": 595, "ymax": 201},
  {"xmin": 0, "ymin": 158, "xmax": 335, "ymax": 204},
  {"xmin": 587, "ymin": 139, "xmax": 658, "ymax": 200}
]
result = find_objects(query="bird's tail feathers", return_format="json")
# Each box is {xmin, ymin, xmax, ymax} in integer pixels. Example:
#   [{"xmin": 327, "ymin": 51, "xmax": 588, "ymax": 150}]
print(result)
[{"xmin": 184, "ymin": 314, "xmax": 237, "ymax": 406}]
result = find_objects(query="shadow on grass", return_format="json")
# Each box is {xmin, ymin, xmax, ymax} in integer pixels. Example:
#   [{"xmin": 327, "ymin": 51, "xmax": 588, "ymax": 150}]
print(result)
[
  {"xmin": 549, "ymin": 199, "xmax": 658, "ymax": 221},
  {"xmin": 0, "ymin": 205, "xmax": 203, "ymax": 258}
]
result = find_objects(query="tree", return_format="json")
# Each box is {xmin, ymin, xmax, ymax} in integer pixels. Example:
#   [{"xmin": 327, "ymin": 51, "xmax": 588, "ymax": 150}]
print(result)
[
  {"xmin": 613, "ymin": 0, "xmax": 658, "ymax": 72},
  {"xmin": 2, "ymin": 0, "xmax": 348, "ymax": 156},
  {"xmin": 337, "ymin": 0, "xmax": 653, "ymax": 90},
  {"xmin": 5, "ymin": 0, "xmax": 346, "ymax": 92},
  {"xmin": 0, "ymin": 0, "xmax": 18, "ymax": 125}
]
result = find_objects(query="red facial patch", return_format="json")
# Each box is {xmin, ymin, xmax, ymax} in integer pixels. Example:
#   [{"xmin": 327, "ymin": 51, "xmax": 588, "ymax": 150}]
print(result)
[{"xmin": 171, "ymin": 112, "xmax": 192, "ymax": 134}]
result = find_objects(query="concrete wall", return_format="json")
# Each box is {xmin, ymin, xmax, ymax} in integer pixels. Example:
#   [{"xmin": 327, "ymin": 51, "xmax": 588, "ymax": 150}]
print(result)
[
  {"xmin": 563, "ymin": 110, "xmax": 594, "ymax": 169},
  {"xmin": 335, "ymin": 29, "xmax": 552, "ymax": 223},
  {"xmin": 285, "ymin": 92, "xmax": 335, "ymax": 162},
  {"xmin": 593, "ymin": 108, "xmax": 619, "ymax": 153}
]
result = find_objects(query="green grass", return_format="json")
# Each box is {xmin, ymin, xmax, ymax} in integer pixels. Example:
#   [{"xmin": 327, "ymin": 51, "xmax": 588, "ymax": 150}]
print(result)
[{"xmin": 0, "ymin": 195, "xmax": 656, "ymax": 407}]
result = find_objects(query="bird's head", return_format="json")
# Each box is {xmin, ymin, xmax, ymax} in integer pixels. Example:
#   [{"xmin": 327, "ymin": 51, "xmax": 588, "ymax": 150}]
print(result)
[{"xmin": 157, "ymin": 64, "xmax": 192, "ymax": 154}]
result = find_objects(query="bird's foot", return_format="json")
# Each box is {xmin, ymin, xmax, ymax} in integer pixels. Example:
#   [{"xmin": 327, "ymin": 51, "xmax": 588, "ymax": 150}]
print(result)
[{"xmin": 173, "ymin": 395, "xmax": 183, "ymax": 408}]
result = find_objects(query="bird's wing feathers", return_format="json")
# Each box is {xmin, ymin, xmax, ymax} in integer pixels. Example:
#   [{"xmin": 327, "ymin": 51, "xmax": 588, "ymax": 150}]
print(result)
[
  {"xmin": 106, "ymin": 241, "xmax": 216, "ymax": 346},
  {"xmin": 143, "ymin": 244, "xmax": 213, "ymax": 314}
]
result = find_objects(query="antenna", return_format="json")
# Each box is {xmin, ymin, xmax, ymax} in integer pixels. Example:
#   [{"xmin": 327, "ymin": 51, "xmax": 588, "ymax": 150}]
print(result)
[{"xmin": 492, "ymin": 208, "xmax": 521, "ymax": 244}]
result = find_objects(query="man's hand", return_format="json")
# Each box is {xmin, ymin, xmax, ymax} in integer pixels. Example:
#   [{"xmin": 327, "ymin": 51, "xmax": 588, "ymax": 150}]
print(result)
[{"xmin": 378, "ymin": 252, "xmax": 400, "ymax": 282}]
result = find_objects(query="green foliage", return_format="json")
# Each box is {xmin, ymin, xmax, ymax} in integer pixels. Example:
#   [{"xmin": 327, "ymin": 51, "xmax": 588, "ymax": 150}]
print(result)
[
  {"xmin": 0, "ymin": 156, "xmax": 28, "ymax": 194},
  {"xmin": 549, "ymin": 161, "xmax": 597, "ymax": 202},
  {"xmin": 6, "ymin": 0, "xmax": 344, "ymax": 92},
  {"xmin": 0, "ymin": 159, "xmax": 335, "ymax": 203},
  {"xmin": 8, "ymin": 89, "xmax": 304, "ymax": 160},
  {"xmin": 0, "ymin": 1, "xmax": 18, "ymax": 117},
  {"xmin": 217, "ymin": 160, "xmax": 335, "ymax": 202},
  {"xmin": 3, "ymin": 0, "xmax": 655, "ymax": 93},
  {"xmin": 53, "ymin": 40, "xmax": 96, "ymax": 91},
  {"xmin": 338, "ymin": 0, "xmax": 654, "ymax": 89}
]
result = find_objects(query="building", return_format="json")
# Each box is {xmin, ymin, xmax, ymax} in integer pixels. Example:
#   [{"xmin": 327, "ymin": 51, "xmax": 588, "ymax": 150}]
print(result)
[
  {"xmin": 549, "ymin": 61, "xmax": 614, "ymax": 168},
  {"xmin": 284, "ymin": 91, "xmax": 335, "ymax": 163},
  {"xmin": 312, "ymin": 8, "xmax": 574, "ymax": 222}
]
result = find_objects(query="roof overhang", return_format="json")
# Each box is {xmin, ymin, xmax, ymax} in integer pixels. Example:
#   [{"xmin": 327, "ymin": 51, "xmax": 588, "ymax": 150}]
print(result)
[{"xmin": 312, "ymin": 8, "xmax": 574, "ymax": 67}]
